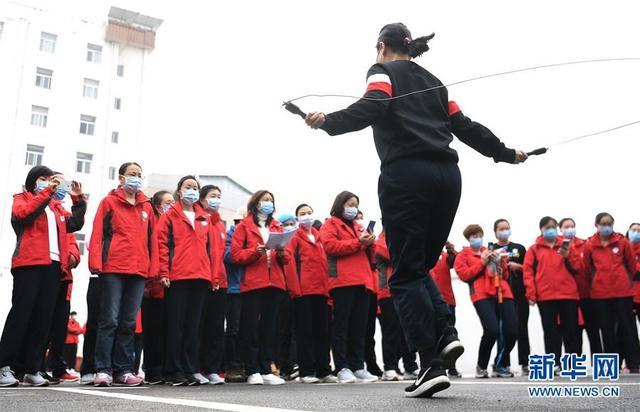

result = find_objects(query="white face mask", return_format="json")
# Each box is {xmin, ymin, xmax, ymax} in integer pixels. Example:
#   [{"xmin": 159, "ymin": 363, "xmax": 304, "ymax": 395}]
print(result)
[{"xmin": 299, "ymin": 214, "xmax": 315, "ymax": 228}]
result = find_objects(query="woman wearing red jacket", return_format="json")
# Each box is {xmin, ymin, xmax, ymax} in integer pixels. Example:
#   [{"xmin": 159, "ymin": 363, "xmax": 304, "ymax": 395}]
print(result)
[
  {"xmin": 375, "ymin": 230, "xmax": 419, "ymax": 382},
  {"xmin": 0, "ymin": 166, "xmax": 85, "ymax": 388},
  {"xmin": 199, "ymin": 185, "xmax": 228, "ymax": 385},
  {"xmin": 287, "ymin": 203, "xmax": 336, "ymax": 384},
  {"xmin": 627, "ymin": 223, "xmax": 640, "ymax": 324},
  {"xmin": 89, "ymin": 162, "xmax": 157, "ymax": 387},
  {"xmin": 454, "ymin": 224, "xmax": 517, "ymax": 379},
  {"xmin": 559, "ymin": 217, "xmax": 602, "ymax": 357},
  {"xmin": 231, "ymin": 190, "xmax": 291, "ymax": 386},
  {"xmin": 584, "ymin": 213, "xmax": 640, "ymax": 372},
  {"xmin": 158, "ymin": 176, "xmax": 217, "ymax": 386},
  {"xmin": 320, "ymin": 191, "xmax": 378, "ymax": 384},
  {"xmin": 523, "ymin": 216, "xmax": 581, "ymax": 370}
]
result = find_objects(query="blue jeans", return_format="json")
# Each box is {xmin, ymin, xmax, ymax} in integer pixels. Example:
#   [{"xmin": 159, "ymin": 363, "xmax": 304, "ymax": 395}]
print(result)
[{"xmin": 94, "ymin": 274, "xmax": 145, "ymax": 375}]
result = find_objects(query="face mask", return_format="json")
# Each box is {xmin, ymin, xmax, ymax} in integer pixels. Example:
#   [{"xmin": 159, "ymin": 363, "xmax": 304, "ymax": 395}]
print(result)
[
  {"xmin": 543, "ymin": 228, "xmax": 558, "ymax": 241},
  {"xmin": 53, "ymin": 189, "xmax": 66, "ymax": 201},
  {"xmin": 35, "ymin": 180, "xmax": 48, "ymax": 194},
  {"xmin": 598, "ymin": 225, "xmax": 613, "ymax": 237},
  {"xmin": 562, "ymin": 228, "xmax": 576, "ymax": 239},
  {"xmin": 123, "ymin": 176, "xmax": 143, "ymax": 193},
  {"xmin": 470, "ymin": 238, "xmax": 483, "ymax": 250},
  {"xmin": 628, "ymin": 230, "xmax": 640, "ymax": 244},
  {"xmin": 343, "ymin": 207, "xmax": 358, "ymax": 221},
  {"xmin": 181, "ymin": 189, "xmax": 199, "ymax": 205},
  {"xmin": 299, "ymin": 214, "xmax": 315, "ymax": 228},
  {"xmin": 497, "ymin": 229, "xmax": 511, "ymax": 241},
  {"xmin": 207, "ymin": 197, "xmax": 222, "ymax": 211},
  {"xmin": 258, "ymin": 201, "xmax": 274, "ymax": 216},
  {"xmin": 283, "ymin": 225, "xmax": 297, "ymax": 233},
  {"xmin": 355, "ymin": 219, "xmax": 364, "ymax": 227},
  {"xmin": 161, "ymin": 203, "xmax": 171, "ymax": 214}
]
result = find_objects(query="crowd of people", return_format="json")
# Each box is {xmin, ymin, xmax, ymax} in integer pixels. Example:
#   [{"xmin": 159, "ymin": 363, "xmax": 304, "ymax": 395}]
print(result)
[{"xmin": 0, "ymin": 163, "xmax": 639, "ymax": 390}]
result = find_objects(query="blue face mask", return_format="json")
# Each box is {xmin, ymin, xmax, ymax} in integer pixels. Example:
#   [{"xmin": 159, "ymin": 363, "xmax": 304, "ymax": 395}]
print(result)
[
  {"xmin": 283, "ymin": 224, "xmax": 297, "ymax": 233},
  {"xmin": 598, "ymin": 225, "xmax": 613, "ymax": 237},
  {"xmin": 53, "ymin": 189, "xmax": 66, "ymax": 201},
  {"xmin": 258, "ymin": 201, "xmax": 274, "ymax": 216},
  {"xmin": 181, "ymin": 189, "xmax": 199, "ymax": 205},
  {"xmin": 497, "ymin": 229, "xmax": 511, "ymax": 241},
  {"xmin": 343, "ymin": 206, "xmax": 358, "ymax": 221},
  {"xmin": 123, "ymin": 176, "xmax": 143, "ymax": 193},
  {"xmin": 628, "ymin": 230, "xmax": 640, "ymax": 244},
  {"xmin": 543, "ymin": 228, "xmax": 558, "ymax": 241},
  {"xmin": 161, "ymin": 203, "xmax": 171, "ymax": 214},
  {"xmin": 470, "ymin": 237, "xmax": 483, "ymax": 250},
  {"xmin": 562, "ymin": 228, "xmax": 577, "ymax": 239},
  {"xmin": 35, "ymin": 180, "xmax": 48, "ymax": 194},
  {"xmin": 207, "ymin": 197, "xmax": 222, "ymax": 211}
]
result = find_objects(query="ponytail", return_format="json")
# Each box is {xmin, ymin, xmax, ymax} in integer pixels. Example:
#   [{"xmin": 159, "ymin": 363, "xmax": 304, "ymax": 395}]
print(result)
[
  {"xmin": 406, "ymin": 33, "xmax": 435, "ymax": 58},
  {"xmin": 377, "ymin": 23, "xmax": 435, "ymax": 58}
]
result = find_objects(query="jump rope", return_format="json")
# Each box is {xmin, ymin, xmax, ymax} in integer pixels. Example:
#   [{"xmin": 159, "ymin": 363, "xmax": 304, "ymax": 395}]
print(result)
[{"xmin": 282, "ymin": 57, "xmax": 640, "ymax": 157}]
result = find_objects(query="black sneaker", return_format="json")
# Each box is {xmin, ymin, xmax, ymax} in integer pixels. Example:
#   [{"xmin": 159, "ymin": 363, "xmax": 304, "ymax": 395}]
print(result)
[
  {"xmin": 437, "ymin": 326, "xmax": 464, "ymax": 370},
  {"xmin": 167, "ymin": 373, "xmax": 188, "ymax": 387},
  {"xmin": 144, "ymin": 374, "xmax": 164, "ymax": 385},
  {"xmin": 186, "ymin": 374, "xmax": 200, "ymax": 386},
  {"xmin": 40, "ymin": 372, "xmax": 61, "ymax": 385},
  {"xmin": 404, "ymin": 364, "xmax": 451, "ymax": 398},
  {"xmin": 447, "ymin": 368, "xmax": 462, "ymax": 378}
]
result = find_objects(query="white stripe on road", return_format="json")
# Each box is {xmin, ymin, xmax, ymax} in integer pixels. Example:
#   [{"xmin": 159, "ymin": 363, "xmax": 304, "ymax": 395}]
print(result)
[{"xmin": 47, "ymin": 387, "xmax": 306, "ymax": 412}]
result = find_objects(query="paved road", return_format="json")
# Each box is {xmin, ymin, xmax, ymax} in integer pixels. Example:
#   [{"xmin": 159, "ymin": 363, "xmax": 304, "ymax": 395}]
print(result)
[{"xmin": 1, "ymin": 375, "xmax": 638, "ymax": 411}]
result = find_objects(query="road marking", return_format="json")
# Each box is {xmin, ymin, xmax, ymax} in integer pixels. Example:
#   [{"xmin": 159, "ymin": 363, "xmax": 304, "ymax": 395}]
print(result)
[
  {"xmin": 3, "ymin": 385, "xmax": 149, "ymax": 390},
  {"xmin": 452, "ymin": 381, "xmax": 639, "ymax": 386},
  {"xmin": 47, "ymin": 387, "xmax": 307, "ymax": 412}
]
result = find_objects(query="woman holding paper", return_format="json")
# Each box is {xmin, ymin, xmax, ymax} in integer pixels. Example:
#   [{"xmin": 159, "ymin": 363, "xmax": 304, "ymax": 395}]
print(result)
[
  {"xmin": 230, "ymin": 190, "xmax": 291, "ymax": 385},
  {"xmin": 319, "ymin": 191, "xmax": 377, "ymax": 384}
]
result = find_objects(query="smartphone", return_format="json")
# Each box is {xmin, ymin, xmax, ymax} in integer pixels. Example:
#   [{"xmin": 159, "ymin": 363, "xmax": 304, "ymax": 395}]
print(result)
[
  {"xmin": 366, "ymin": 220, "xmax": 376, "ymax": 234},
  {"xmin": 488, "ymin": 242, "xmax": 495, "ymax": 251},
  {"xmin": 561, "ymin": 239, "xmax": 571, "ymax": 251},
  {"xmin": 60, "ymin": 180, "xmax": 73, "ymax": 193}
]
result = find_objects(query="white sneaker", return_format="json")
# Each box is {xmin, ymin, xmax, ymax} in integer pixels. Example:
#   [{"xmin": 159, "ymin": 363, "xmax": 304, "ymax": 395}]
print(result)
[
  {"xmin": 382, "ymin": 370, "xmax": 400, "ymax": 381},
  {"xmin": 261, "ymin": 373, "xmax": 285, "ymax": 385},
  {"xmin": 80, "ymin": 373, "xmax": 95, "ymax": 385},
  {"xmin": 247, "ymin": 373, "xmax": 264, "ymax": 385},
  {"xmin": 191, "ymin": 373, "xmax": 210, "ymax": 385},
  {"xmin": 354, "ymin": 369, "xmax": 378, "ymax": 383},
  {"xmin": 318, "ymin": 374, "xmax": 339, "ymax": 383},
  {"xmin": 0, "ymin": 366, "xmax": 18, "ymax": 387},
  {"xmin": 300, "ymin": 376, "xmax": 320, "ymax": 384},
  {"xmin": 205, "ymin": 373, "xmax": 225, "ymax": 385},
  {"xmin": 402, "ymin": 369, "xmax": 419, "ymax": 381},
  {"xmin": 337, "ymin": 368, "xmax": 356, "ymax": 384},
  {"xmin": 24, "ymin": 372, "xmax": 49, "ymax": 387}
]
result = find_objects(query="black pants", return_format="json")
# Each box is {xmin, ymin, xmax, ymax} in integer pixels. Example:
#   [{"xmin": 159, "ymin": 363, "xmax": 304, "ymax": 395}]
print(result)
[
  {"xmin": 64, "ymin": 344, "xmax": 77, "ymax": 371},
  {"xmin": 379, "ymin": 298, "xmax": 418, "ymax": 373},
  {"xmin": 593, "ymin": 297, "xmax": 640, "ymax": 368},
  {"xmin": 81, "ymin": 277, "xmax": 100, "ymax": 375},
  {"xmin": 224, "ymin": 293, "xmax": 242, "ymax": 368},
  {"xmin": 141, "ymin": 297, "xmax": 165, "ymax": 378},
  {"xmin": 473, "ymin": 298, "xmax": 518, "ymax": 369},
  {"xmin": 380, "ymin": 159, "xmax": 460, "ymax": 359},
  {"xmin": 508, "ymin": 273, "xmax": 531, "ymax": 367},
  {"xmin": 240, "ymin": 287, "xmax": 284, "ymax": 375},
  {"xmin": 164, "ymin": 279, "xmax": 208, "ymax": 376},
  {"xmin": 0, "ymin": 263, "xmax": 61, "ymax": 374},
  {"xmin": 201, "ymin": 288, "xmax": 227, "ymax": 374},
  {"xmin": 364, "ymin": 292, "xmax": 381, "ymax": 373},
  {"xmin": 45, "ymin": 280, "xmax": 71, "ymax": 376},
  {"xmin": 537, "ymin": 300, "xmax": 580, "ymax": 366},
  {"xmin": 330, "ymin": 285, "xmax": 370, "ymax": 371},
  {"xmin": 294, "ymin": 295, "xmax": 331, "ymax": 378},
  {"xmin": 578, "ymin": 298, "xmax": 602, "ymax": 358},
  {"xmin": 276, "ymin": 294, "xmax": 296, "ymax": 375}
]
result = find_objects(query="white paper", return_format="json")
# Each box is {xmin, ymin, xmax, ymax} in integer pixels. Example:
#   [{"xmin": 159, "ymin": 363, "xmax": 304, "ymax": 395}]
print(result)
[{"xmin": 265, "ymin": 229, "xmax": 298, "ymax": 250}]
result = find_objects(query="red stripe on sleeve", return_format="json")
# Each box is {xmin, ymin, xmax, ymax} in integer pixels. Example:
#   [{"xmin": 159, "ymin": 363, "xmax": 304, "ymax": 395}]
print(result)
[
  {"xmin": 366, "ymin": 82, "xmax": 392, "ymax": 96},
  {"xmin": 448, "ymin": 101, "xmax": 461, "ymax": 116}
]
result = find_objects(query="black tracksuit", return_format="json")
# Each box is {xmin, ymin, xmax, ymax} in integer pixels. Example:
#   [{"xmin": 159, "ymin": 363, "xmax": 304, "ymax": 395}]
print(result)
[{"xmin": 322, "ymin": 60, "xmax": 517, "ymax": 362}]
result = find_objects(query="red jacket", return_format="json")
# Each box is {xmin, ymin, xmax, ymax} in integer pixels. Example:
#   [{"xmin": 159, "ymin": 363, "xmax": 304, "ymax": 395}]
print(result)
[
  {"xmin": 375, "ymin": 233, "xmax": 392, "ymax": 300},
  {"xmin": 319, "ymin": 216, "xmax": 375, "ymax": 292},
  {"xmin": 454, "ymin": 246, "xmax": 513, "ymax": 303},
  {"xmin": 632, "ymin": 242, "xmax": 640, "ymax": 304},
  {"xmin": 583, "ymin": 232, "xmax": 635, "ymax": 299},
  {"xmin": 89, "ymin": 188, "xmax": 157, "ymax": 278},
  {"xmin": 206, "ymin": 211, "xmax": 228, "ymax": 289},
  {"xmin": 430, "ymin": 250, "xmax": 456, "ymax": 306},
  {"xmin": 286, "ymin": 227, "xmax": 329, "ymax": 297},
  {"xmin": 11, "ymin": 188, "xmax": 86, "ymax": 272},
  {"xmin": 523, "ymin": 236, "xmax": 580, "ymax": 302},
  {"xmin": 145, "ymin": 213, "xmax": 165, "ymax": 300},
  {"xmin": 65, "ymin": 319, "xmax": 83, "ymax": 345},
  {"xmin": 157, "ymin": 203, "xmax": 217, "ymax": 283},
  {"xmin": 566, "ymin": 237, "xmax": 590, "ymax": 299},
  {"xmin": 61, "ymin": 234, "xmax": 81, "ymax": 282},
  {"xmin": 230, "ymin": 215, "xmax": 291, "ymax": 293}
]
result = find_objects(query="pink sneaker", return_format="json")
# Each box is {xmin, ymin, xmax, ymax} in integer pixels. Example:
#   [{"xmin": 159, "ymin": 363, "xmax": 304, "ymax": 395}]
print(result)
[
  {"xmin": 94, "ymin": 372, "xmax": 113, "ymax": 387},
  {"xmin": 114, "ymin": 373, "xmax": 143, "ymax": 386}
]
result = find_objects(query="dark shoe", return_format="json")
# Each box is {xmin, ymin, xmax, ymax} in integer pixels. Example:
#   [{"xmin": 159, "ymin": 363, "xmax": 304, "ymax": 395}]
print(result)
[
  {"xmin": 144, "ymin": 373, "xmax": 164, "ymax": 385},
  {"xmin": 437, "ymin": 326, "xmax": 464, "ymax": 370},
  {"xmin": 40, "ymin": 372, "xmax": 60, "ymax": 385},
  {"xmin": 447, "ymin": 368, "xmax": 462, "ymax": 378},
  {"xmin": 367, "ymin": 366, "xmax": 383, "ymax": 377},
  {"xmin": 491, "ymin": 365, "xmax": 514, "ymax": 378},
  {"xmin": 167, "ymin": 373, "xmax": 188, "ymax": 387},
  {"xmin": 404, "ymin": 362, "xmax": 450, "ymax": 398}
]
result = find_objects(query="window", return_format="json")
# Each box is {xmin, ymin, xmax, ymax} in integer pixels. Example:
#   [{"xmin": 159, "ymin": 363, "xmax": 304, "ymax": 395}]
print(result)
[
  {"xmin": 35, "ymin": 68, "xmax": 53, "ymax": 89},
  {"xmin": 75, "ymin": 152, "xmax": 93, "ymax": 174},
  {"xmin": 86, "ymin": 43, "xmax": 102, "ymax": 63},
  {"xmin": 114, "ymin": 97, "xmax": 122, "ymax": 110},
  {"xmin": 25, "ymin": 144, "xmax": 44, "ymax": 166},
  {"xmin": 75, "ymin": 233, "xmax": 86, "ymax": 255},
  {"xmin": 111, "ymin": 131, "xmax": 119, "ymax": 143},
  {"xmin": 82, "ymin": 78, "xmax": 99, "ymax": 99},
  {"xmin": 108, "ymin": 166, "xmax": 116, "ymax": 180},
  {"xmin": 30, "ymin": 105, "xmax": 48, "ymax": 128},
  {"xmin": 39, "ymin": 32, "xmax": 57, "ymax": 53},
  {"xmin": 117, "ymin": 64, "xmax": 124, "ymax": 77},
  {"xmin": 79, "ymin": 114, "xmax": 96, "ymax": 135}
]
